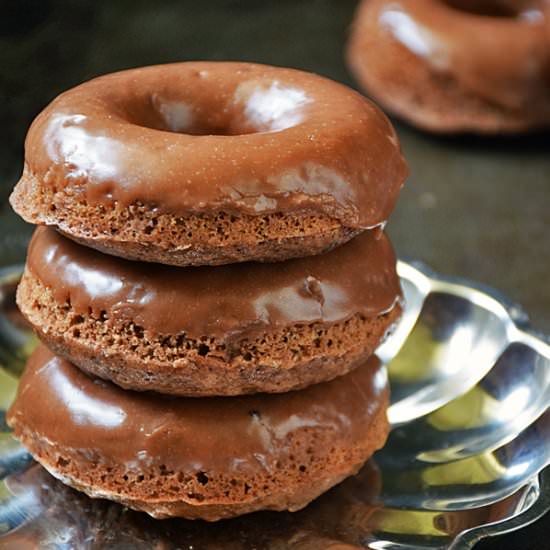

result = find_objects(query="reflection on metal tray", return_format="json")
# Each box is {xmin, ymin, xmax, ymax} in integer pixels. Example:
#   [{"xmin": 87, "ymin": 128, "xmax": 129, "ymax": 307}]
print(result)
[{"xmin": 0, "ymin": 260, "xmax": 549, "ymax": 550}]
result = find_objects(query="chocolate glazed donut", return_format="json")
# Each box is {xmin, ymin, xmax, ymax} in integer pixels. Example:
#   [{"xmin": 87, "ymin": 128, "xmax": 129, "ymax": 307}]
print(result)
[
  {"xmin": 16, "ymin": 227, "xmax": 401, "ymax": 396},
  {"xmin": 347, "ymin": 0, "xmax": 550, "ymax": 133},
  {"xmin": 7, "ymin": 346, "xmax": 390, "ymax": 520},
  {"xmin": 10, "ymin": 61, "xmax": 408, "ymax": 266}
]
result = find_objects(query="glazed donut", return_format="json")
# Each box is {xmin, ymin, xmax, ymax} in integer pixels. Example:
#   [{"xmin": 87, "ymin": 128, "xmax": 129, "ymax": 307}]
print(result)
[
  {"xmin": 347, "ymin": 0, "xmax": 550, "ymax": 133},
  {"xmin": 10, "ymin": 62, "xmax": 407, "ymax": 266},
  {"xmin": 7, "ymin": 345, "xmax": 389, "ymax": 520},
  {"xmin": 17, "ymin": 226, "xmax": 401, "ymax": 396}
]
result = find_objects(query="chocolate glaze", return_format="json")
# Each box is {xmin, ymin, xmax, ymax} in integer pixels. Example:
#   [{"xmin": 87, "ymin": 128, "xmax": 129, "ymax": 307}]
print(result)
[
  {"xmin": 375, "ymin": 0, "xmax": 550, "ymax": 109},
  {"xmin": 7, "ymin": 346, "xmax": 388, "ymax": 475},
  {"xmin": 26, "ymin": 227, "xmax": 401, "ymax": 340},
  {"xmin": 18, "ymin": 62, "xmax": 407, "ymax": 229}
]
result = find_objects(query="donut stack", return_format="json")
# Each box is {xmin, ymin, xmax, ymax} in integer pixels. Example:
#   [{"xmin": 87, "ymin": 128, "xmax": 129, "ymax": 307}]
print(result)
[{"xmin": 7, "ymin": 62, "xmax": 408, "ymax": 520}]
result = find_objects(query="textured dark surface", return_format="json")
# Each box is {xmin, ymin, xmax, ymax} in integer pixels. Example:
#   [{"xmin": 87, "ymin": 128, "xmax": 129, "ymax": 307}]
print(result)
[{"xmin": 1, "ymin": 0, "xmax": 549, "ymax": 546}]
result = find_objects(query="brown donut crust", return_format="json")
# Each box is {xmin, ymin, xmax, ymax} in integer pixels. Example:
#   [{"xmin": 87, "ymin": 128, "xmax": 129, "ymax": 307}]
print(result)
[
  {"xmin": 15, "ymin": 423, "xmax": 387, "ymax": 521},
  {"xmin": 13, "ymin": 169, "xmax": 361, "ymax": 266}
]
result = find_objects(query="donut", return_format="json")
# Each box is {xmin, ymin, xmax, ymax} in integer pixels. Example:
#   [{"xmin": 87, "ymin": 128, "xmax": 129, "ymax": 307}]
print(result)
[
  {"xmin": 7, "ymin": 345, "xmax": 389, "ymax": 520},
  {"xmin": 17, "ymin": 227, "xmax": 401, "ymax": 396},
  {"xmin": 347, "ymin": 0, "xmax": 550, "ymax": 133},
  {"xmin": 10, "ymin": 61, "xmax": 408, "ymax": 266}
]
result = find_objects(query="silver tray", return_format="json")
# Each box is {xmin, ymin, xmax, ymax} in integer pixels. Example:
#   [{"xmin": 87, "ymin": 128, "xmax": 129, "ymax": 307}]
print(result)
[{"xmin": 0, "ymin": 259, "xmax": 549, "ymax": 549}]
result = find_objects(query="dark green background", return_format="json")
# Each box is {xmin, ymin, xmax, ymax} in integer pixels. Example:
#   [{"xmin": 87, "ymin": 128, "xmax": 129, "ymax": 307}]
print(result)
[{"xmin": 1, "ymin": 0, "xmax": 549, "ymax": 547}]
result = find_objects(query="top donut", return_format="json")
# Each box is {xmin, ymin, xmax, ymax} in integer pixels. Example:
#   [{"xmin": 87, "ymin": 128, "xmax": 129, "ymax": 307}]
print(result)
[{"xmin": 11, "ymin": 62, "xmax": 408, "ymax": 266}]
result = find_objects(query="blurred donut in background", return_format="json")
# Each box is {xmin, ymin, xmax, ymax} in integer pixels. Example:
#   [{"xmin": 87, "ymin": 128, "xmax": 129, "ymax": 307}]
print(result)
[{"xmin": 347, "ymin": 0, "xmax": 550, "ymax": 133}]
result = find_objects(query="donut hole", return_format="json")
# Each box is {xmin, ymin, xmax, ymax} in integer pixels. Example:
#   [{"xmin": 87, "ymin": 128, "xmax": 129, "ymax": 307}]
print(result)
[
  {"xmin": 151, "ymin": 99, "xmax": 256, "ymax": 136},
  {"xmin": 123, "ymin": 82, "xmax": 311, "ymax": 136},
  {"xmin": 442, "ymin": 1, "xmax": 520, "ymax": 17},
  {"xmin": 123, "ymin": 98, "xmax": 251, "ymax": 136}
]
